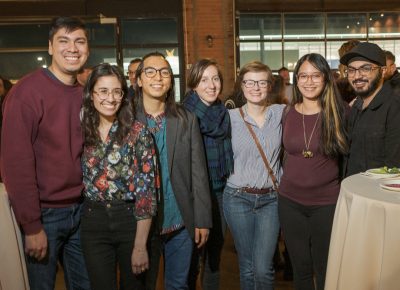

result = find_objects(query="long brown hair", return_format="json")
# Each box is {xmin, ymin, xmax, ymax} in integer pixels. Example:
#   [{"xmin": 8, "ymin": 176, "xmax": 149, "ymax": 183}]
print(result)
[
  {"xmin": 81, "ymin": 63, "xmax": 133, "ymax": 146},
  {"xmin": 292, "ymin": 53, "xmax": 348, "ymax": 157}
]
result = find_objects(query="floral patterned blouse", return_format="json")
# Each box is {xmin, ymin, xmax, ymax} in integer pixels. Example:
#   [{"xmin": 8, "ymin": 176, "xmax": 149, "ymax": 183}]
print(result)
[{"xmin": 82, "ymin": 120, "xmax": 157, "ymax": 220}]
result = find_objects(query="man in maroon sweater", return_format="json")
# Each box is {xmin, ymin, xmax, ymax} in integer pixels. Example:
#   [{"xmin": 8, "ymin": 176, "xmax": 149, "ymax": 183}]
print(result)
[{"xmin": 1, "ymin": 17, "xmax": 90, "ymax": 290}]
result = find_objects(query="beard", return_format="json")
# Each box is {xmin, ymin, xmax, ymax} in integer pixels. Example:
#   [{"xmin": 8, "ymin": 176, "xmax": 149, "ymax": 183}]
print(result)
[{"xmin": 352, "ymin": 70, "xmax": 382, "ymax": 98}]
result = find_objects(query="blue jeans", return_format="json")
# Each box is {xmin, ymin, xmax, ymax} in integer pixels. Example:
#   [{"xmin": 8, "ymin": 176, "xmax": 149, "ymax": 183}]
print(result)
[
  {"xmin": 163, "ymin": 228, "xmax": 194, "ymax": 290},
  {"xmin": 25, "ymin": 203, "xmax": 90, "ymax": 290},
  {"xmin": 223, "ymin": 186, "xmax": 279, "ymax": 290}
]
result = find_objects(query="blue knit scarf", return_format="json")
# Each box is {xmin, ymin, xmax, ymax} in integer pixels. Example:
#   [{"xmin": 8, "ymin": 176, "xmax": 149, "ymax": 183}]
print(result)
[{"xmin": 183, "ymin": 91, "xmax": 234, "ymax": 187}]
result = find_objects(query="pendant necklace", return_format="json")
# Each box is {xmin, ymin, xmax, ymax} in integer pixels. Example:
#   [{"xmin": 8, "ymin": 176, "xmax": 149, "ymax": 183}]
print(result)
[{"xmin": 301, "ymin": 104, "xmax": 320, "ymax": 158}]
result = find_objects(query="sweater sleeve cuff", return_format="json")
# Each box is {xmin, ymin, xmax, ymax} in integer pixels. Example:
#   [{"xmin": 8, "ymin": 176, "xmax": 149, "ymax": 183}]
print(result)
[{"xmin": 22, "ymin": 220, "xmax": 43, "ymax": 235}]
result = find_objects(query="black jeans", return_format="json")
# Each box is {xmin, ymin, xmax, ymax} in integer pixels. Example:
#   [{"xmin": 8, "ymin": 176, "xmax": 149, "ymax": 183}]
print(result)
[
  {"xmin": 278, "ymin": 195, "xmax": 336, "ymax": 290},
  {"xmin": 80, "ymin": 199, "xmax": 146, "ymax": 290}
]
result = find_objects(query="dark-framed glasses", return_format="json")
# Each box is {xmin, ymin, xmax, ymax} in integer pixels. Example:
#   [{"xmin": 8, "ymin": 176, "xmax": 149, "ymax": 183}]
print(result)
[
  {"xmin": 297, "ymin": 72, "xmax": 324, "ymax": 84},
  {"xmin": 143, "ymin": 67, "xmax": 171, "ymax": 78},
  {"xmin": 345, "ymin": 65, "xmax": 381, "ymax": 77},
  {"xmin": 242, "ymin": 79, "xmax": 272, "ymax": 88},
  {"xmin": 93, "ymin": 88, "xmax": 124, "ymax": 100}
]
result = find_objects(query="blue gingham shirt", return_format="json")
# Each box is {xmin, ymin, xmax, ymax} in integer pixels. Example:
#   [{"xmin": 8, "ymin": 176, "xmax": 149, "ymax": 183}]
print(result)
[{"xmin": 227, "ymin": 104, "xmax": 285, "ymax": 189}]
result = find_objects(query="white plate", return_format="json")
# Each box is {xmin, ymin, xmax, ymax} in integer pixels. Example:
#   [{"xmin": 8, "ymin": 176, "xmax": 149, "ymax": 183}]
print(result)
[
  {"xmin": 380, "ymin": 179, "xmax": 400, "ymax": 192},
  {"xmin": 365, "ymin": 168, "xmax": 400, "ymax": 179}
]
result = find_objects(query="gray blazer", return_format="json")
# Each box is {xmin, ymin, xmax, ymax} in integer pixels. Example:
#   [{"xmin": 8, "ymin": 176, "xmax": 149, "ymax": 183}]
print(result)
[{"xmin": 136, "ymin": 106, "xmax": 212, "ymax": 239}]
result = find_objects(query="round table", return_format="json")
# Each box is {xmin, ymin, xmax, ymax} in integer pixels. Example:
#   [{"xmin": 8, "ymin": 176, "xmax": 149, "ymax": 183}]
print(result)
[
  {"xmin": 325, "ymin": 174, "xmax": 400, "ymax": 290},
  {"xmin": 0, "ymin": 183, "xmax": 30, "ymax": 290}
]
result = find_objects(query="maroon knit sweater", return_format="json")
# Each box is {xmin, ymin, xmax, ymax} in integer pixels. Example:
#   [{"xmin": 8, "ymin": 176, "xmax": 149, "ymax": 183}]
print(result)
[
  {"xmin": 1, "ymin": 69, "xmax": 84, "ymax": 234},
  {"xmin": 279, "ymin": 107, "xmax": 340, "ymax": 205}
]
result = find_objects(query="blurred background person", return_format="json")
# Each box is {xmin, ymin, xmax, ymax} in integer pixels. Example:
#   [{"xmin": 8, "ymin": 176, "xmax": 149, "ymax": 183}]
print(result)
[
  {"xmin": 0, "ymin": 75, "xmax": 13, "ymax": 179},
  {"xmin": 77, "ymin": 66, "xmax": 93, "ymax": 86},
  {"xmin": 0, "ymin": 75, "xmax": 13, "ymax": 100},
  {"xmin": 127, "ymin": 58, "xmax": 141, "ymax": 99},
  {"xmin": 0, "ymin": 75, "xmax": 13, "ymax": 126},
  {"xmin": 269, "ymin": 74, "xmax": 289, "ymax": 105},
  {"xmin": 183, "ymin": 59, "xmax": 234, "ymax": 290},
  {"xmin": 336, "ymin": 39, "xmax": 360, "ymax": 104},
  {"xmin": 384, "ymin": 50, "xmax": 400, "ymax": 82},
  {"xmin": 278, "ymin": 67, "xmax": 293, "ymax": 103}
]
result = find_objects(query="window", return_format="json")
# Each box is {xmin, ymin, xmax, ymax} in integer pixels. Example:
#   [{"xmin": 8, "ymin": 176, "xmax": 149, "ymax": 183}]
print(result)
[
  {"xmin": 284, "ymin": 14, "xmax": 324, "ymax": 40},
  {"xmin": 0, "ymin": 17, "xmax": 183, "ymax": 100},
  {"xmin": 327, "ymin": 14, "xmax": 367, "ymax": 39},
  {"xmin": 238, "ymin": 12, "xmax": 400, "ymax": 72},
  {"xmin": 121, "ymin": 18, "xmax": 181, "ymax": 100}
]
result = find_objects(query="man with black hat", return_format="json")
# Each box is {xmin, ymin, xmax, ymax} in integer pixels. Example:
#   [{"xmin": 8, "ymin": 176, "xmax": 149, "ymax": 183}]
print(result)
[{"xmin": 340, "ymin": 42, "xmax": 400, "ymax": 177}]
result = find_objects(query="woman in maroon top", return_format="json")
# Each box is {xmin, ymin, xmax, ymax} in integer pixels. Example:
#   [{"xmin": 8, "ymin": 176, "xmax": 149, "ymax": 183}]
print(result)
[{"xmin": 279, "ymin": 53, "xmax": 348, "ymax": 290}]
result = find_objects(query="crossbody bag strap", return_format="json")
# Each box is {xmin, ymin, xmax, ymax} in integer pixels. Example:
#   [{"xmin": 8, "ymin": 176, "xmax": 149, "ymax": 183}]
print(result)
[{"xmin": 239, "ymin": 107, "xmax": 279, "ymax": 191}]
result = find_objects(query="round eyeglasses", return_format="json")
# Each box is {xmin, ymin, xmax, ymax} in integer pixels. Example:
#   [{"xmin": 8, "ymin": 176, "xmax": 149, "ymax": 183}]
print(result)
[
  {"xmin": 297, "ymin": 73, "xmax": 324, "ymax": 84},
  {"xmin": 93, "ymin": 88, "xmax": 124, "ymax": 100},
  {"xmin": 143, "ymin": 67, "xmax": 171, "ymax": 78}
]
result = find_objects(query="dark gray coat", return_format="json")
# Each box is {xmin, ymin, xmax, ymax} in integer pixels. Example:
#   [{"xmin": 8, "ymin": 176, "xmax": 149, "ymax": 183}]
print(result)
[{"xmin": 136, "ymin": 106, "xmax": 212, "ymax": 239}]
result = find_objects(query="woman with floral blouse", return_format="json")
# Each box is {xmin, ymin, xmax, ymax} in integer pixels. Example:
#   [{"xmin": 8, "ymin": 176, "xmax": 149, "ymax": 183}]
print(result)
[{"xmin": 80, "ymin": 63, "xmax": 158, "ymax": 290}]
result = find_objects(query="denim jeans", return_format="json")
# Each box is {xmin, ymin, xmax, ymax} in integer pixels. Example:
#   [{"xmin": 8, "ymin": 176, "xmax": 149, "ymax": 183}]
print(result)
[
  {"xmin": 223, "ymin": 186, "xmax": 279, "ymax": 290},
  {"xmin": 25, "ymin": 203, "xmax": 90, "ymax": 290},
  {"xmin": 163, "ymin": 228, "xmax": 194, "ymax": 290},
  {"xmin": 80, "ymin": 199, "xmax": 146, "ymax": 290}
]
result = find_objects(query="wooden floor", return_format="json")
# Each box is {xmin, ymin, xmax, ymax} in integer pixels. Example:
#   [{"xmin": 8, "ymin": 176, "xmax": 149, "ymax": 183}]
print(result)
[{"xmin": 56, "ymin": 230, "xmax": 294, "ymax": 290}]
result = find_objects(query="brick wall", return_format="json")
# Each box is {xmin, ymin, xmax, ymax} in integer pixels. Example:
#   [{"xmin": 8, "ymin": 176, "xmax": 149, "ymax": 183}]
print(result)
[{"xmin": 183, "ymin": 0, "xmax": 235, "ymax": 99}]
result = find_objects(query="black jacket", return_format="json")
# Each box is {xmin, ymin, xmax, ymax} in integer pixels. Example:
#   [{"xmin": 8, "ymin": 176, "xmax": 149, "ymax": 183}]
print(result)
[{"xmin": 344, "ymin": 82, "xmax": 400, "ymax": 177}]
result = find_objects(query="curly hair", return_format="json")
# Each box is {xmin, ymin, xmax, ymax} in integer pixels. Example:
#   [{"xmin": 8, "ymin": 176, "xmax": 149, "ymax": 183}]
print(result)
[{"xmin": 81, "ymin": 63, "xmax": 133, "ymax": 146}]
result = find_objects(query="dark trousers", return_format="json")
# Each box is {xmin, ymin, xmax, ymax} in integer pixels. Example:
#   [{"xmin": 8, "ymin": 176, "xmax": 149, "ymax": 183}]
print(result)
[
  {"xmin": 80, "ymin": 199, "xmax": 146, "ymax": 290},
  {"xmin": 278, "ymin": 195, "xmax": 336, "ymax": 290},
  {"xmin": 189, "ymin": 193, "xmax": 227, "ymax": 290}
]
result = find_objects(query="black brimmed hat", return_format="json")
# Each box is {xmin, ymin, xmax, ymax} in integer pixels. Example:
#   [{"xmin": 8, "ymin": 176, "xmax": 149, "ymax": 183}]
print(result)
[{"xmin": 340, "ymin": 42, "xmax": 386, "ymax": 66}]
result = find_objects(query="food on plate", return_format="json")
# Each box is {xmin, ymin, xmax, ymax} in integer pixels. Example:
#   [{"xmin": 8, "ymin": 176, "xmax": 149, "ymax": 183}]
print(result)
[{"xmin": 369, "ymin": 166, "xmax": 400, "ymax": 174}]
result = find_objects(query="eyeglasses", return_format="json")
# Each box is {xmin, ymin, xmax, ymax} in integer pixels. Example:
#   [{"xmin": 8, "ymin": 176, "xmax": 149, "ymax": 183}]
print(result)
[
  {"xmin": 242, "ymin": 79, "xmax": 272, "ymax": 88},
  {"xmin": 143, "ymin": 67, "xmax": 171, "ymax": 78},
  {"xmin": 93, "ymin": 88, "xmax": 124, "ymax": 100},
  {"xmin": 345, "ymin": 65, "xmax": 381, "ymax": 77},
  {"xmin": 127, "ymin": 70, "xmax": 136, "ymax": 76},
  {"xmin": 297, "ymin": 73, "xmax": 324, "ymax": 84}
]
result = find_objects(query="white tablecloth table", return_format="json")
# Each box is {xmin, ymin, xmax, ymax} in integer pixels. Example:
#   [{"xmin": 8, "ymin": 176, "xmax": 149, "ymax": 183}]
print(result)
[
  {"xmin": 0, "ymin": 183, "xmax": 29, "ymax": 290},
  {"xmin": 325, "ymin": 174, "xmax": 400, "ymax": 290}
]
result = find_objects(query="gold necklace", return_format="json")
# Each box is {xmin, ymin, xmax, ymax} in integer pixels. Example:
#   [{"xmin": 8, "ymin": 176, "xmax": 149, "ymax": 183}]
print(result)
[{"xmin": 301, "ymin": 104, "xmax": 320, "ymax": 158}]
